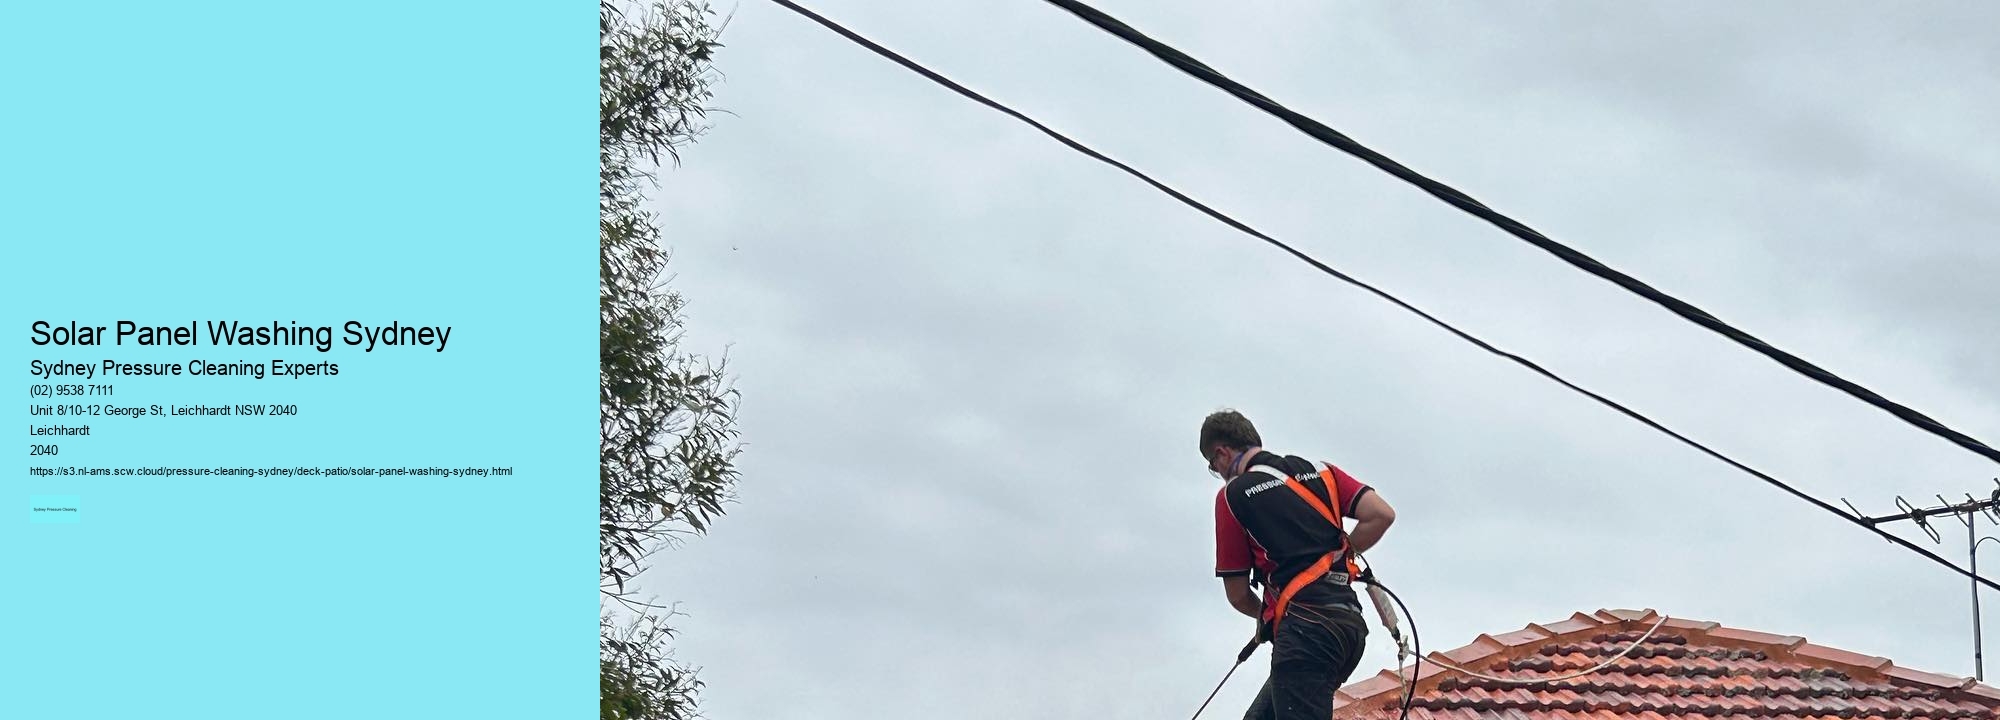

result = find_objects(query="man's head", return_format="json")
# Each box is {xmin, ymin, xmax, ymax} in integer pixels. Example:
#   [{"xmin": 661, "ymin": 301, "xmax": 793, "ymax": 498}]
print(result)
[{"xmin": 1199, "ymin": 409, "xmax": 1262, "ymax": 480}]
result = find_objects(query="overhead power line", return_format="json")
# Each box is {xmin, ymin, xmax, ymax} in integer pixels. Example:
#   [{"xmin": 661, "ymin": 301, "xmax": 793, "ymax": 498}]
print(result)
[
  {"xmin": 1040, "ymin": 0, "xmax": 2000, "ymax": 469},
  {"xmin": 760, "ymin": 0, "xmax": 2000, "ymax": 592}
]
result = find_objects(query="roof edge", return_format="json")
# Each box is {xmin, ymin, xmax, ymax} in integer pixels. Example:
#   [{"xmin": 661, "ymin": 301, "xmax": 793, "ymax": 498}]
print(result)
[
  {"xmin": 1334, "ymin": 608, "xmax": 1661, "ymax": 711},
  {"xmin": 1333, "ymin": 608, "xmax": 1998, "ymax": 713}
]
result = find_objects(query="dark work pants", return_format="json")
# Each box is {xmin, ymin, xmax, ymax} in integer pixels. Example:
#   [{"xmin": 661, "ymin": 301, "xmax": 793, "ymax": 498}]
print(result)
[{"xmin": 1242, "ymin": 601, "xmax": 1369, "ymax": 720}]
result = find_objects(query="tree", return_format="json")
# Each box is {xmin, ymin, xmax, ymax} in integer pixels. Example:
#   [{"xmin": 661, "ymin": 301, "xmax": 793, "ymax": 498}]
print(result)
[{"xmin": 600, "ymin": 2, "xmax": 738, "ymax": 718}]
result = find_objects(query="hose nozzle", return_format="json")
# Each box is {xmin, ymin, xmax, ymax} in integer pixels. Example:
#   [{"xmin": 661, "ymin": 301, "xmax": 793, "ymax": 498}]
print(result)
[{"xmin": 1365, "ymin": 581, "xmax": 1410, "ymax": 660}]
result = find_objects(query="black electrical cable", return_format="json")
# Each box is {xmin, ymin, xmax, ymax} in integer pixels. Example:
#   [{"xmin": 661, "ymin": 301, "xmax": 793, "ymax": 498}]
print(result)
[
  {"xmin": 1040, "ymin": 0, "xmax": 2000, "ymax": 469},
  {"xmin": 761, "ymin": 0, "xmax": 2000, "ymax": 593}
]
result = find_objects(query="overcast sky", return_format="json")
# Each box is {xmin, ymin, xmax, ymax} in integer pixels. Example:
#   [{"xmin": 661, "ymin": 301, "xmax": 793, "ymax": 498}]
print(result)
[{"xmin": 643, "ymin": 2, "xmax": 2000, "ymax": 718}]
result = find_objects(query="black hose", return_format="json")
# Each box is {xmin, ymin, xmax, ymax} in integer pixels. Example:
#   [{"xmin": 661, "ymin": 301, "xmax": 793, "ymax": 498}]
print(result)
[{"xmin": 1366, "ymin": 580, "xmax": 1420, "ymax": 720}]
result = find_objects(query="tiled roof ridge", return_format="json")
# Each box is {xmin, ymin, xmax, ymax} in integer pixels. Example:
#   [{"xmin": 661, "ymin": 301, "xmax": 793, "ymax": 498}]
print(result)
[{"xmin": 1333, "ymin": 607, "xmax": 2000, "ymax": 714}]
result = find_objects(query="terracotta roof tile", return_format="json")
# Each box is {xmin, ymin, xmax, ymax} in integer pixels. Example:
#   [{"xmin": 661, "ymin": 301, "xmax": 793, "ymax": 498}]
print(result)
[
  {"xmin": 1969, "ymin": 682, "xmax": 2000, "ymax": 703},
  {"xmin": 1798, "ymin": 642, "xmax": 1894, "ymax": 671},
  {"xmin": 1537, "ymin": 616, "xmax": 1606, "ymax": 636},
  {"xmin": 1437, "ymin": 638, "xmax": 1503, "ymax": 666},
  {"xmin": 1597, "ymin": 609, "xmax": 1656, "ymax": 623},
  {"xmin": 1337, "ymin": 671, "xmax": 1403, "ymax": 705},
  {"xmin": 1888, "ymin": 664, "xmax": 1977, "ymax": 691},
  {"xmin": 1492, "ymin": 627, "xmax": 1555, "ymax": 648},
  {"xmin": 1333, "ymin": 609, "xmax": 2000, "ymax": 719}
]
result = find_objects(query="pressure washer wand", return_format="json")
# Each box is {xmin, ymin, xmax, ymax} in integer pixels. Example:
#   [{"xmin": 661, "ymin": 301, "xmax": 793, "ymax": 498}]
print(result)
[
  {"xmin": 1237, "ymin": 636, "xmax": 1261, "ymax": 663},
  {"xmin": 1192, "ymin": 640, "xmax": 1256, "ymax": 716}
]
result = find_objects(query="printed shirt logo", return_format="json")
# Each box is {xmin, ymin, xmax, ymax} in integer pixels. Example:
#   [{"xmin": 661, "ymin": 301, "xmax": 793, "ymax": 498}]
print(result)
[
  {"xmin": 1244, "ymin": 477, "xmax": 1286, "ymax": 496},
  {"xmin": 1243, "ymin": 470, "xmax": 1318, "ymax": 497}
]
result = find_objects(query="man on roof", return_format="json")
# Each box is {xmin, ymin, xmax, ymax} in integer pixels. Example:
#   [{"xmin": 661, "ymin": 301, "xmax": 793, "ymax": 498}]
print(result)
[{"xmin": 1204, "ymin": 409, "xmax": 1397, "ymax": 720}]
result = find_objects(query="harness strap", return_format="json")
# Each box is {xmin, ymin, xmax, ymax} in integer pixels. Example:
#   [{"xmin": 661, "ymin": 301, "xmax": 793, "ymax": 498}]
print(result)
[{"xmin": 1248, "ymin": 463, "xmax": 1361, "ymax": 637}]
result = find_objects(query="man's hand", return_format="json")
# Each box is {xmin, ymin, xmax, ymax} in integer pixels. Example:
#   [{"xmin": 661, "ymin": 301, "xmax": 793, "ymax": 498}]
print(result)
[
  {"xmin": 1346, "ymin": 490, "xmax": 1396, "ymax": 555},
  {"xmin": 1221, "ymin": 575, "xmax": 1262, "ymax": 619}
]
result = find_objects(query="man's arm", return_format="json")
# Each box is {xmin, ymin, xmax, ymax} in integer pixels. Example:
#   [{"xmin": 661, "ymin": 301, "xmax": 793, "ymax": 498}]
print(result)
[
  {"xmin": 1346, "ymin": 490, "xmax": 1395, "ymax": 555},
  {"xmin": 1221, "ymin": 575, "xmax": 1261, "ymax": 619},
  {"xmin": 1215, "ymin": 487, "xmax": 1262, "ymax": 618}
]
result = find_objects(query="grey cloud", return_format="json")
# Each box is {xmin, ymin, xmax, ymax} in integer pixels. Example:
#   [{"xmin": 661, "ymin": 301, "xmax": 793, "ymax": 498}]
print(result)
[{"xmin": 643, "ymin": 2, "xmax": 2000, "ymax": 719}]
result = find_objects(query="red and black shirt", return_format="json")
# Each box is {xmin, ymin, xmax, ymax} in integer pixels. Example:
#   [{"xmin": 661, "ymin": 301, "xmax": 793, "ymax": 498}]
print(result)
[{"xmin": 1214, "ymin": 451, "xmax": 1371, "ymax": 607}]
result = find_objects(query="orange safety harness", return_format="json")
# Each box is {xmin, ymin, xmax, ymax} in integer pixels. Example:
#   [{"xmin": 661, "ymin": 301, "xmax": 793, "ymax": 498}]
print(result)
[{"xmin": 1247, "ymin": 462, "xmax": 1364, "ymax": 640}]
